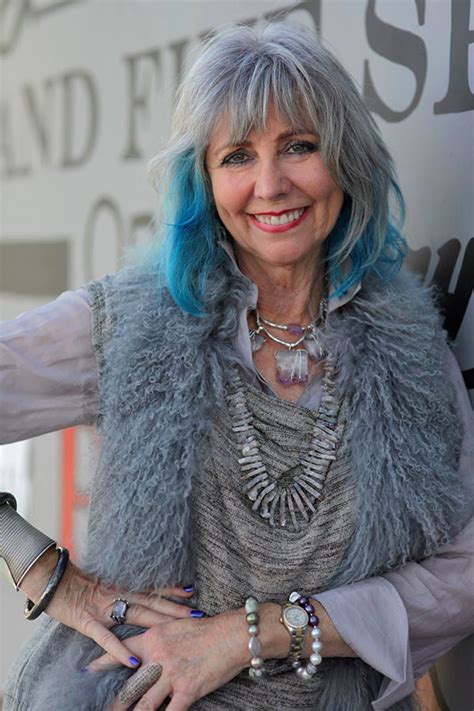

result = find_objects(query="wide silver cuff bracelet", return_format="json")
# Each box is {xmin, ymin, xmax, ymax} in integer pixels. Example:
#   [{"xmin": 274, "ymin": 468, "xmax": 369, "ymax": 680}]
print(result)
[{"xmin": 0, "ymin": 501, "xmax": 56, "ymax": 590}]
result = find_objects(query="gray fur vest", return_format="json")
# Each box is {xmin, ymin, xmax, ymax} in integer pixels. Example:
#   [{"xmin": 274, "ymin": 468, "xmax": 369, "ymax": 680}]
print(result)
[{"xmin": 10, "ymin": 263, "xmax": 469, "ymax": 711}]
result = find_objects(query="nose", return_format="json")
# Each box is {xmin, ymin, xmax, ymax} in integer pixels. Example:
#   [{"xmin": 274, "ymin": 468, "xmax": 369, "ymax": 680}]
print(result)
[{"xmin": 253, "ymin": 158, "xmax": 291, "ymax": 201}]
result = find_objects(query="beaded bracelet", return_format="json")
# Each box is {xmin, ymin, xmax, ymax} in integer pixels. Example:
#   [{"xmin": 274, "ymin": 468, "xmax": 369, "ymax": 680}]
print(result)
[
  {"xmin": 244, "ymin": 596, "xmax": 268, "ymax": 680},
  {"xmin": 288, "ymin": 591, "xmax": 323, "ymax": 680}
]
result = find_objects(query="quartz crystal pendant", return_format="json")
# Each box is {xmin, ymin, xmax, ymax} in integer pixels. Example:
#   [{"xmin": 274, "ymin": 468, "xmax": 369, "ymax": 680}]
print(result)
[
  {"xmin": 287, "ymin": 323, "xmax": 305, "ymax": 337},
  {"xmin": 304, "ymin": 334, "xmax": 325, "ymax": 361},
  {"xmin": 250, "ymin": 331, "xmax": 266, "ymax": 352},
  {"xmin": 275, "ymin": 349, "xmax": 309, "ymax": 386}
]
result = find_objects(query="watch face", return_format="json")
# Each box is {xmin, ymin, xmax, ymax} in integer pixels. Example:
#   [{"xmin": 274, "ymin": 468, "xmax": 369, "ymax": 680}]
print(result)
[{"xmin": 284, "ymin": 605, "xmax": 308, "ymax": 628}]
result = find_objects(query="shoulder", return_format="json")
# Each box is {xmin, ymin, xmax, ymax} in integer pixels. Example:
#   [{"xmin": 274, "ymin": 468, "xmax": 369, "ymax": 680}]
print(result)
[{"xmin": 355, "ymin": 267, "xmax": 444, "ymax": 331}]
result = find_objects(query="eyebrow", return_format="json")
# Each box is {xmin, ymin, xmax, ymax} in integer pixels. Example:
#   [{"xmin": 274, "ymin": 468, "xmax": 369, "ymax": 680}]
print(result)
[{"xmin": 213, "ymin": 129, "xmax": 317, "ymax": 156}]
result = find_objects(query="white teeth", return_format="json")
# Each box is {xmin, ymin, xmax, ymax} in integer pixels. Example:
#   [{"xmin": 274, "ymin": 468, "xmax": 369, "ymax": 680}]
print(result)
[{"xmin": 254, "ymin": 208, "xmax": 305, "ymax": 225}]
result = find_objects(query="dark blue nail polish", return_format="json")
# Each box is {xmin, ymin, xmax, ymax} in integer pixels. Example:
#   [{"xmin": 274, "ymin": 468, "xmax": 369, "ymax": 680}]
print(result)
[
  {"xmin": 190, "ymin": 609, "xmax": 205, "ymax": 618},
  {"xmin": 183, "ymin": 584, "xmax": 194, "ymax": 593},
  {"xmin": 80, "ymin": 668, "xmax": 88, "ymax": 674},
  {"xmin": 129, "ymin": 656, "xmax": 141, "ymax": 667}
]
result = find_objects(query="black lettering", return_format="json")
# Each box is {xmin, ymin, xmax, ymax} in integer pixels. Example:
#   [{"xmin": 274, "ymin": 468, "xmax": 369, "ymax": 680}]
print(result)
[
  {"xmin": 0, "ymin": 0, "xmax": 29, "ymax": 56},
  {"xmin": 265, "ymin": 1, "xmax": 320, "ymax": 31},
  {"xmin": 60, "ymin": 71, "xmax": 99, "ymax": 169},
  {"xmin": 434, "ymin": 0, "xmax": 474, "ymax": 114},
  {"xmin": 122, "ymin": 49, "xmax": 162, "ymax": 161},
  {"xmin": 433, "ymin": 237, "xmax": 474, "ymax": 341},
  {"xmin": 0, "ymin": 101, "xmax": 31, "ymax": 178},
  {"xmin": 23, "ymin": 80, "xmax": 54, "ymax": 165},
  {"xmin": 363, "ymin": 0, "xmax": 427, "ymax": 122}
]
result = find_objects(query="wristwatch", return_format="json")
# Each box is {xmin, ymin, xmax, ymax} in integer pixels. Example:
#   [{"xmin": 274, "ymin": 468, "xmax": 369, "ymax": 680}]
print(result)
[{"xmin": 280, "ymin": 603, "xmax": 309, "ymax": 663}]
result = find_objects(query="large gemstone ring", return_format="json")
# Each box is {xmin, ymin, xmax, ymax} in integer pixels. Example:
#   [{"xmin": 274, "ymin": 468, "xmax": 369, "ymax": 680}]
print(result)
[{"xmin": 110, "ymin": 598, "xmax": 129, "ymax": 624}]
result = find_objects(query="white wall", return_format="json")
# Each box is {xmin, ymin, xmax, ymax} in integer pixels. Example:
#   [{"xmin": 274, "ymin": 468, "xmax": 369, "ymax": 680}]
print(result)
[{"xmin": 1, "ymin": 0, "xmax": 472, "ymax": 706}]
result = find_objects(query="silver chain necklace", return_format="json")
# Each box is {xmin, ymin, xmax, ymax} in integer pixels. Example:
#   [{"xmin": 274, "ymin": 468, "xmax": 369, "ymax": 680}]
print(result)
[
  {"xmin": 249, "ymin": 295, "xmax": 328, "ymax": 386},
  {"xmin": 226, "ymin": 360, "xmax": 344, "ymax": 531}
]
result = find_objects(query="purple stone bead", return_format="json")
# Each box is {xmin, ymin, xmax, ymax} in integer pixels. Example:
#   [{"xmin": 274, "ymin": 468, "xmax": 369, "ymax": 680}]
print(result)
[
  {"xmin": 309, "ymin": 615, "xmax": 319, "ymax": 626},
  {"xmin": 304, "ymin": 604, "xmax": 315, "ymax": 614},
  {"xmin": 287, "ymin": 323, "xmax": 304, "ymax": 336},
  {"xmin": 299, "ymin": 596, "xmax": 308, "ymax": 606}
]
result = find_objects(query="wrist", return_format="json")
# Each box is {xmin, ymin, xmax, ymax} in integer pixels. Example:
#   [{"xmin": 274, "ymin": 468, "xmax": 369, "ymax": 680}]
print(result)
[
  {"xmin": 20, "ymin": 547, "xmax": 60, "ymax": 602},
  {"xmin": 254, "ymin": 602, "xmax": 291, "ymax": 661},
  {"xmin": 305, "ymin": 598, "xmax": 356, "ymax": 658}
]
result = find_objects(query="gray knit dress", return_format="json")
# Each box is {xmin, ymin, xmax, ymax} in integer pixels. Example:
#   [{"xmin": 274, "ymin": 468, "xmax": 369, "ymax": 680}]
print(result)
[
  {"xmin": 4, "ymin": 374, "xmax": 353, "ymax": 711},
  {"xmin": 188, "ymin": 376, "xmax": 354, "ymax": 709}
]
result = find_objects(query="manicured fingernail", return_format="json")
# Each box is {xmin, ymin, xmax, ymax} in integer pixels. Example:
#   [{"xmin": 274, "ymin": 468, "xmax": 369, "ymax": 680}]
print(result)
[
  {"xmin": 189, "ymin": 609, "xmax": 205, "ymax": 618},
  {"xmin": 80, "ymin": 668, "xmax": 88, "ymax": 674},
  {"xmin": 129, "ymin": 656, "xmax": 141, "ymax": 667},
  {"xmin": 183, "ymin": 585, "xmax": 194, "ymax": 593}
]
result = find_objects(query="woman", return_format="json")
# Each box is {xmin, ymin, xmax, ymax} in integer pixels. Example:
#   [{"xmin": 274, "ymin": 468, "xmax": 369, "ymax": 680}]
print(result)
[{"xmin": 1, "ymin": 20, "xmax": 473, "ymax": 711}]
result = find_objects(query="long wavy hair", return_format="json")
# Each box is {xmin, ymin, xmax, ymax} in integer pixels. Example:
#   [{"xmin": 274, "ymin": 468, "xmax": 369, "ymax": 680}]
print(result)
[{"xmin": 145, "ymin": 20, "xmax": 407, "ymax": 316}]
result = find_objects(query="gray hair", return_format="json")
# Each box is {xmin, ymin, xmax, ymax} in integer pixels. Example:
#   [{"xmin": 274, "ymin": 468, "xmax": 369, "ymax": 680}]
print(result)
[{"xmin": 149, "ymin": 20, "xmax": 401, "ymax": 265}]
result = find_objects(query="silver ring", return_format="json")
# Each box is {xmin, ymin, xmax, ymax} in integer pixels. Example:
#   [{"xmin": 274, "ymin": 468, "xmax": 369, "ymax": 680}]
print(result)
[
  {"xmin": 110, "ymin": 597, "xmax": 129, "ymax": 625},
  {"xmin": 118, "ymin": 663, "xmax": 163, "ymax": 704}
]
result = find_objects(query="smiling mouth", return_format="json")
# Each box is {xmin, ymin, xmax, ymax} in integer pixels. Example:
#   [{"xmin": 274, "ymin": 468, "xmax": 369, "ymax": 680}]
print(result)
[
  {"xmin": 252, "ymin": 207, "xmax": 307, "ymax": 226},
  {"xmin": 248, "ymin": 206, "xmax": 309, "ymax": 233}
]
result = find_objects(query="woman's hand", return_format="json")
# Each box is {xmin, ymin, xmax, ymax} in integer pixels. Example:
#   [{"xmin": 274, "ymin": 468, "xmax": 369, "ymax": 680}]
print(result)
[
  {"xmin": 87, "ymin": 609, "xmax": 249, "ymax": 710},
  {"xmin": 86, "ymin": 598, "xmax": 356, "ymax": 709},
  {"xmin": 20, "ymin": 547, "xmax": 199, "ymax": 669}
]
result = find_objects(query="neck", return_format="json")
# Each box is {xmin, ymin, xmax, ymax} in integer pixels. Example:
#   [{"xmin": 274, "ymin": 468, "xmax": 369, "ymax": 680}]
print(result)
[{"xmin": 236, "ymin": 249, "xmax": 325, "ymax": 324}]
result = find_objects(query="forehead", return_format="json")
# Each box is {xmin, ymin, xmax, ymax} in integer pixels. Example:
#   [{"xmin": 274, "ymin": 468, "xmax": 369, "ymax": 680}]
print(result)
[{"xmin": 207, "ymin": 104, "xmax": 314, "ymax": 156}]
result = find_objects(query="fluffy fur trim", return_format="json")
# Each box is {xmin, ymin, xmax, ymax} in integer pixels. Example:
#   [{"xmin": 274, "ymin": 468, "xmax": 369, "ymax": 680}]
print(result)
[{"xmin": 8, "ymin": 264, "xmax": 466, "ymax": 710}]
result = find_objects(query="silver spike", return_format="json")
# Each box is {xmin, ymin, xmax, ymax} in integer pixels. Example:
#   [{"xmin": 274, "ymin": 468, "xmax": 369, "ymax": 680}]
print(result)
[
  {"xmin": 279, "ymin": 490, "xmax": 287, "ymax": 528},
  {"xmin": 299, "ymin": 474, "xmax": 323, "ymax": 489},
  {"xmin": 241, "ymin": 465, "xmax": 267, "ymax": 480},
  {"xmin": 290, "ymin": 487, "xmax": 309, "ymax": 521},
  {"xmin": 252, "ymin": 482, "xmax": 276, "ymax": 511},
  {"xmin": 293, "ymin": 481, "xmax": 316, "ymax": 513},
  {"xmin": 260, "ymin": 489, "xmax": 277, "ymax": 518},
  {"xmin": 243, "ymin": 472, "xmax": 268, "ymax": 492},
  {"xmin": 241, "ymin": 461, "xmax": 265, "ymax": 472},
  {"xmin": 287, "ymin": 490, "xmax": 299, "ymax": 531},
  {"xmin": 248, "ymin": 478, "xmax": 271, "ymax": 502},
  {"xmin": 269, "ymin": 493, "xmax": 280, "ymax": 528},
  {"xmin": 296, "ymin": 478, "xmax": 322, "ymax": 499},
  {"xmin": 238, "ymin": 455, "xmax": 261, "ymax": 465}
]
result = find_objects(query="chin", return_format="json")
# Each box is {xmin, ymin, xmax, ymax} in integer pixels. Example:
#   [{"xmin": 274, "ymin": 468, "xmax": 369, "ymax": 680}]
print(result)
[{"xmin": 256, "ymin": 245, "xmax": 319, "ymax": 268}]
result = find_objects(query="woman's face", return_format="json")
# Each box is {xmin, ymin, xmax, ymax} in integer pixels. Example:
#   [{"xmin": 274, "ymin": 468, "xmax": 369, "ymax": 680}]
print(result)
[{"xmin": 205, "ymin": 106, "xmax": 344, "ymax": 272}]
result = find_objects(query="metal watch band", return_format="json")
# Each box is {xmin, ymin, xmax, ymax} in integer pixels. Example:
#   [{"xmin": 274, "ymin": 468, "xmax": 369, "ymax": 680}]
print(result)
[
  {"xmin": 24, "ymin": 546, "xmax": 69, "ymax": 620},
  {"xmin": 0, "ymin": 501, "xmax": 56, "ymax": 589},
  {"xmin": 287, "ymin": 627, "xmax": 305, "ymax": 662},
  {"xmin": 280, "ymin": 604, "xmax": 309, "ymax": 663}
]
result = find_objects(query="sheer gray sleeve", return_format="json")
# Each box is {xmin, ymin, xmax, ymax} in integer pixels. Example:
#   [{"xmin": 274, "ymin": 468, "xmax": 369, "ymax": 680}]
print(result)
[
  {"xmin": 0, "ymin": 288, "xmax": 98, "ymax": 444},
  {"xmin": 312, "ymin": 350, "xmax": 474, "ymax": 710}
]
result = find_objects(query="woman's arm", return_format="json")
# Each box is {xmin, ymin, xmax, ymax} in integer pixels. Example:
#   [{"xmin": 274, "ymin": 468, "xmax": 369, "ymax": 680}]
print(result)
[
  {"xmin": 310, "ymin": 350, "xmax": 474, "ymax": 710},
  {"xmin": 1, "ymin": 288, "xmax": 203, "ymax": 668},
  {"xmin": 0, "ymin": 287, "xmax": 97, "ymax": 444}
]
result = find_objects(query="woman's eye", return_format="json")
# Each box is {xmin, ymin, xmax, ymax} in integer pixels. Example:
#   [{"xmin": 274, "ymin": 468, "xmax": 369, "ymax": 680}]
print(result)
[
  {"xmin": 286, "ymin": 141, "xmax": 319, "ymax": 154},
  {"xmin": 221, "ymin": 150, "xmax": 250, "ymax": 166}
]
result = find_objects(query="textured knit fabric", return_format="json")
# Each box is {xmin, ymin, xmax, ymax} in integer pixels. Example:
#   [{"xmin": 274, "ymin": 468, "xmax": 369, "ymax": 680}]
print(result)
[
  {"xmin": 4, "ymin": 262, "xmax": 468, "ymax": 710},
  {"xmin": 187, "ymin": 380, "xmax": 353, "ymax": 709}
]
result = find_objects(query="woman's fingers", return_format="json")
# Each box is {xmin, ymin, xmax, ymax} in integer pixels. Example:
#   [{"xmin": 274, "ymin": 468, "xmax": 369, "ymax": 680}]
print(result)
[
  {"xmin": 111, "ymin": 664, "xmax": 170, "ymax": 711},
  {"xmin": 81, "ymin": 618, "xmax": 141, "ymax": 669},
  {"xmin": 124, "ymin": 604, "xmax": 178, "ymax": 629},
  {"xmin": 87, "ymin": 632, "xmax": 146, "ymax": 673},
  {"xmin": 131, "ymin": 591, "xmax": 196, "ymax": 619},
  {"xmin": 158, "ymin": 585, "xmax": 195, "ymax": 598},
  {"xmin": 165, "ymin": 692, "xmax": 193, "ymax": 711},
  {"xmin": 86, "ymin": 650, "xmax": 118, "ymax": 673}
]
